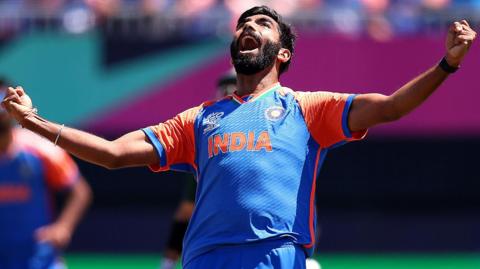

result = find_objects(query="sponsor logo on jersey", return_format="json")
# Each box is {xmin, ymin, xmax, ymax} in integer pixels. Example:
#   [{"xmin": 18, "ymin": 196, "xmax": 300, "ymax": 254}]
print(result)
[
  {"xmin": 208, "ymin": 131, "xmax": 272, "ymax": 158},
  {"xmin": 265, "ymin": 106, "xmax": 285, "ymax": 121},
  {"xmin": 203, "ymin": 112, "xmax": 224, "ymax": 134},
  {"xmin": 0, "ymin": 184, "xmax": 31, "ymax": 203}
]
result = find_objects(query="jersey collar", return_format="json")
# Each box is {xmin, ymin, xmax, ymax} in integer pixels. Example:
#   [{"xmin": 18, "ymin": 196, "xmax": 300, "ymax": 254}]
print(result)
[{"xmin": 231, "ymin": 83, "xmax": 281, "ymax": 105}]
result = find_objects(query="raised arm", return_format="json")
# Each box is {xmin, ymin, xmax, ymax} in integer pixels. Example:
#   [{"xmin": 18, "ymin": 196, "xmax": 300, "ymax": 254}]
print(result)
[
  {"xmin": 1, "ymin": 87, "xmax": 159, "ymax": 169},
  {"xmin": 348, "ymin": 20, "xmax": 476, "ymax": 132}
]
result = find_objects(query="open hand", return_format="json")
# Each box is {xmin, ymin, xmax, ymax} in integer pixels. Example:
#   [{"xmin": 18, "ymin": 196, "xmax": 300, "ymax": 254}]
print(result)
[{"xmin": 445, "ymin": 20, "xmax": 477, "ymax": 67}]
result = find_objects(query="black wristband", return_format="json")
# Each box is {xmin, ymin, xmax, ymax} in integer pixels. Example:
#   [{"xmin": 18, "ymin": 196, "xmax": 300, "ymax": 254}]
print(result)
[{"xmin": 439, "ymin": 57, "xmax": 459, "ymax": 73}]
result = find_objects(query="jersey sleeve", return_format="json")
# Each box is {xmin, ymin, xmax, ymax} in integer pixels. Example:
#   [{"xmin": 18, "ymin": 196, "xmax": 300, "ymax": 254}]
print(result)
[
  {"xmin": 294, "ymin": 91, "xmax": 367, "ymax": 148},
  {"xmin": 142, "ymin": 105, "xmax": 202, "ymax": 173},
  {"xmin": 15, "ymin": 129, "xmax": 80, "ymax": 191},
  {"xmin": 41, "ymin": 149, "xmax": 81, "ymax": 191}
]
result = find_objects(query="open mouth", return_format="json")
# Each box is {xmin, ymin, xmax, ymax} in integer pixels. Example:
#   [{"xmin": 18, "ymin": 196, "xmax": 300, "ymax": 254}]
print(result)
[{"xmin": 239, "ymin": 35, "xmax": 261, "ymax": 54}]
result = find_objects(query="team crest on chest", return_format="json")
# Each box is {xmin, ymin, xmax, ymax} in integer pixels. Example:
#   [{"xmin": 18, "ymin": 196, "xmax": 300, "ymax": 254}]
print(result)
[
  {"xmin": 203, "ymin": 112, "xmax": 224, "ymax": 134},
  {"xmin": 265, "ymin": 106, "xmax": 285, "ymax": 121}
]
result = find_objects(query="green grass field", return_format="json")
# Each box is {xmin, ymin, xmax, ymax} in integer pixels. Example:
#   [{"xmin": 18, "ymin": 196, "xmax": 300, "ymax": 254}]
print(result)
[{"xmin": 65, "ymin": 253, "xmax": 480, "ymax": 269}]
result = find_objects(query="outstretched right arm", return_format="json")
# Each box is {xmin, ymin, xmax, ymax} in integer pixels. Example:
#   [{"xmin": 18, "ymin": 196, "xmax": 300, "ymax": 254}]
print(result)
[{"xmin": 1, "ymin": 87, "xmax": 158, "ymax": 169}]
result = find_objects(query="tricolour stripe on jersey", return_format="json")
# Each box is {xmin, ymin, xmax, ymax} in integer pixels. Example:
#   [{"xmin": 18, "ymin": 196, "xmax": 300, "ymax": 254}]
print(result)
[
  {"xmin": 230, "ymin": 83, "xmax": 282, "ymax": 104},
  {"xmin": 249, "ymin": 84, "xmax": 281, "ymax": 102},
  {"xmin": 143, "ymin": 127, "xmax": 167, "ymax": 167},
  {"xmin": 231, "ymin": 94, "xmax": 245, "ymax": 104},
  {"xmin": 304, "ymin": 147, "xmax": 328, "ymax": 249},
  {"xmin": 342, "ymin": 94, "xmax": 356, "ymax": 138}
]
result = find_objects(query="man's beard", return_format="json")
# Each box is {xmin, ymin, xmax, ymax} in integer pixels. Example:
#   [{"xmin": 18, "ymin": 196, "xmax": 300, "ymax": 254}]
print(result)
[{"xmin": 230, "ymin": 39, "xmax": 281, "ymax": 75}]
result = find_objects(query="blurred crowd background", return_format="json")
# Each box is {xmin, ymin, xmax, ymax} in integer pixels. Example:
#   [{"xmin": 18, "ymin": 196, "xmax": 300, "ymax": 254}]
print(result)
[
  {"xmin": 0, "ymin": 0, "xmax": 480, "ymax": 264},
  {"xmin": 1, "ymin": 0, "xmax": 480, "ymax": 40}
]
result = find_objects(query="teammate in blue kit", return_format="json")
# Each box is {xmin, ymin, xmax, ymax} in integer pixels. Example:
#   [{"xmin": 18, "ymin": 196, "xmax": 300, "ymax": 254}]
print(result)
[
  {"xmin": 0, "ymin": 80, "xmax": 92, "ymax": 269},
  {"xmin": 2, "ymin": 5, "xmax": 476, "ymax": 269}
]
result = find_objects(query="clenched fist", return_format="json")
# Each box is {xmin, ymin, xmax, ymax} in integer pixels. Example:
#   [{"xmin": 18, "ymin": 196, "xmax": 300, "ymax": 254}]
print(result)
[
  {"xmin": 445, "ymin": 20, "xmax": 477, "ymax": 67},
  {"xmin": 1, "ymin": 86, "xmax": 36, "ymax": 125}
]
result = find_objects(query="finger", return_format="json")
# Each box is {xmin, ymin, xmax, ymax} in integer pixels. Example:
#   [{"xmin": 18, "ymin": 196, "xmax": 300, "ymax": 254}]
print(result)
[
  {"xmin": 457, "ymin": 27, "xmax": 477, "ymax": 37},
  {"xmin": 453, "ymin": 21, "xmax": 463, "ymax": 32},
  {"xmin": 15, "ymin": 86, "xmax": 25, "ymax": 97},
  {"xmin": 3, "ymin": 95, "xmax": 20, "ymax": 104},
  {"xmin": 449, "ymin": 23, "xmax": 459, "ymax": 34},
  {"xmin": 456, "ymin": 39, "xmax": 470, "ymax": 46},
  {"xmin": 6, "ymin": 88, "xmax": 20, "ymax": 100},
  {"xmin": 459, "ymin": 31, "xmax": 477, "ymax": 40},
  {"xmin": 454, "ymin": 37, "xmax": 470, "ymax": 47},
  {"xmin": 456, "ymin": 34, "xmax": 475, "ymax": 41},
  {"xmin": 461, "ymin": 20, "xmax": 470, "ymax": 28},
  {"xmin": 7, "ymin": 87, "xmax": 17, "ymax": 96},
  {"xmin": 10, "ymin": 101, "xmax": 30, "ymax": 112}
]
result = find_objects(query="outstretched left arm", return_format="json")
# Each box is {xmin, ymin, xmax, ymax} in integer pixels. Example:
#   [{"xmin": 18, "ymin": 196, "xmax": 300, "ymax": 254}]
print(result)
[{"xmin": 348, "ymin": 20, "xmax": 476, "ymax": 132}]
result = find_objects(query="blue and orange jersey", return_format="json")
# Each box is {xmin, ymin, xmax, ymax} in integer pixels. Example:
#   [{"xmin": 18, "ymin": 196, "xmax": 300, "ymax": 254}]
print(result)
[
  {"xmin": 0, "ymin": 129, "xmax": 80, "ymax": 254},
  {"xmin": 143, "ymin": 84, "xmax": 367, "ymax": 267}
]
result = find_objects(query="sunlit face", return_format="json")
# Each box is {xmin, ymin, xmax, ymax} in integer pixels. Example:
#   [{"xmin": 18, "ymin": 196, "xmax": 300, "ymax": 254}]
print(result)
[{"xmin": 230, "ymin": 14, "xmax": 283, "ymax": 75}]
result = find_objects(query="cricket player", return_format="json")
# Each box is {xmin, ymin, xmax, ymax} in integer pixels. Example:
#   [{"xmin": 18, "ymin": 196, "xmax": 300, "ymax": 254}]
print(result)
[
  {"xmin": 0, "ymin": 80, "xmax": 92, "ymax": 269},
  {"xmin": 160, "ymin": 70, "xmax": 321, "ymax": 269},
  {"xmin": 2, "ymin": 5, "xmax": 476, "ymax": 269},
  {"xmin": 160, "ymin": 70, "xmax": 236, "ymax": 269}
]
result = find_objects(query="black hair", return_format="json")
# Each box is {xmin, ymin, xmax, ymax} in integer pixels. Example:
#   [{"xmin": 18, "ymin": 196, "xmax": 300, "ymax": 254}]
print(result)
[{"xmin": 237, "ymin": 6, "xmax": 296, "ymax": 74}]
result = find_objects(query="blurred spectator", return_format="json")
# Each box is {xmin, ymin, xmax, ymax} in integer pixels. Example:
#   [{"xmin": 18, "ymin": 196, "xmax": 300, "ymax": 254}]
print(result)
[
  {"xmin": 174, "ymin": 0, "xmax": 216, "ymax": 18},
  {"xmin": 26, "ymin": 0, "xmax": 66, "ymax": 15},
  {"xmin": 141, "ymin": 0, "xmax": 168, "ymax": 16},
  {"xmin": 225, "ymin": 0, "xmax": 305, "ymax": 27},
  {"xmin": 0, "ymin": 0, "xmax": 478, "ymax": 38},
  {"xmin": 366, "ymin": 14, "xmax": 394, "ymax": 41},
  {"xmin": 422, "ymin": 0, "xmax": 451, "ymax": 10},
  {"xmin": 84, "ymin": 0, "xmax": 120, "ymax": 18},
  {"xmin": 361, "ymin": 0, "xmax": 390, "ymax": 14}
]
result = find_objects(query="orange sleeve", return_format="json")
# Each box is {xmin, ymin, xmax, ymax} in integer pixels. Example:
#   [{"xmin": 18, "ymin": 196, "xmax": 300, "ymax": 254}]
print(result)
[
  {"xmin": 294, "ymin": 91, "xmax": 367, "ymax": 148},
  {"xmin": 14, "ymin": 129, "xmax": 80, "ymax": 191},
  {"xmin": 143, "ymin": 105, "xmax": 203, "ymax": 172},
  {"xmin": 41, "ymin": 149, "xmax": 81, "ymax": 191}
]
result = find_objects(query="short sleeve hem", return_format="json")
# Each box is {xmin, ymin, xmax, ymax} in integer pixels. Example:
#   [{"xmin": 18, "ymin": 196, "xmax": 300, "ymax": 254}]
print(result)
[
  {"xmin": 341, "ymin": 94, "xmax": 368, "ymax": 140},
  {"xmin": 143, "ymin": 127, "xmax": 167, "ymax": 168},
  {"xmin": 342, "ymin": 94, "xmax": 355, "ymax": 138}
]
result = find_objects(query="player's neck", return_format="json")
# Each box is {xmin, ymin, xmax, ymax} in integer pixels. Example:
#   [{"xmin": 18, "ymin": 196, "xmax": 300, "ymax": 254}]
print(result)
[{"xmin": 236, "ymin": 67, "xmax": 280, "ymax": 97}]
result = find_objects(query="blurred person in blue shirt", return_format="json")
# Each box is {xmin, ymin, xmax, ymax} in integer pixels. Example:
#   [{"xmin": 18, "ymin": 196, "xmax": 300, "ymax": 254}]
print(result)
[{"xmin": 0, "ymin": 79, "xmax": 92, "ymax": 269}]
